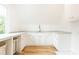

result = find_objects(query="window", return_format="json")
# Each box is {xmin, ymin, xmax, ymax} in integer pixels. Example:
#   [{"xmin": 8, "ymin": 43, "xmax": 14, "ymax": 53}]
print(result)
[
  {"xmin": 0, "ymin": 16, "xmax": 5, "ymax": 33},
  {"xmin": 0, "ymin": 5, "xmax": 6, "ymax": 34}
]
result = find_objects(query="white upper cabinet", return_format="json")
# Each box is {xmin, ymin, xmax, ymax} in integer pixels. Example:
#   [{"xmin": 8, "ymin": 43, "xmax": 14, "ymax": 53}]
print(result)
[{"xmin": 64, "ymin": 4, "xmax": 79, "ymax": 22}]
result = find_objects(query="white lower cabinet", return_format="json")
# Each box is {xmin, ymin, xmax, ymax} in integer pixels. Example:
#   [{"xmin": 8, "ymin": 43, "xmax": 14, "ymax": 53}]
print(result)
[
  {"xmin": 57, "ymin": 32, "xmax": 71, "ymax": 51},
  {"xmin": 15, "ymin": 36, "xmax": 21, "ymax": 53},
  {"xmin": 12, "ymin": 36, "xmax": 21, "ymax": 54}
]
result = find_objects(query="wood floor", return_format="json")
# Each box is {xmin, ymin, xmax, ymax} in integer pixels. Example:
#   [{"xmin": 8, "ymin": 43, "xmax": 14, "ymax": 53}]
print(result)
[{"xmin": 19, "ymin": 45, "xmax": 58, "ymax": 55}]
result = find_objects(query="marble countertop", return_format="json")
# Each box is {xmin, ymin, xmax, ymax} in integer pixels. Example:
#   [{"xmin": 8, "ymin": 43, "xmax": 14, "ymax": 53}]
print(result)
[{"xmin": 0, "ymin": 33, "xmax": 22, "ymax": 41}]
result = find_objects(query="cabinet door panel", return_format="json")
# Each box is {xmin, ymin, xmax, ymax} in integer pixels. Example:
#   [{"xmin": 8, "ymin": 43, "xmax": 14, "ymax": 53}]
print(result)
[{"xmin": 57, "ymin": 33, "xmax": 71, "ymax": 51}]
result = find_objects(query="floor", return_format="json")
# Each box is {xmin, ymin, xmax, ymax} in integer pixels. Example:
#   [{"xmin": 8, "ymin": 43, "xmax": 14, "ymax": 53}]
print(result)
[
  {"xmin": 14, "ymin": 45, "xmax": 79, "ymax": 55},
  {"xmin": 18, "ymin": 45, "xmax": 58, "ymax": 55}
]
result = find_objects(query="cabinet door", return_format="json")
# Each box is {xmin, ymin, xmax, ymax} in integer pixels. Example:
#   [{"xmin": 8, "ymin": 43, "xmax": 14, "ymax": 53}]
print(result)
[
  {"xmin": 65, "ymin": 5, "xmax": 79, "ymax": 22},
  {"xmin": 51, "ymin": 33, "xmax": 58, "ymax": 49},
  {"xmin": 57, "ymin": 33, "xmax": 71, "ymax": 51}
]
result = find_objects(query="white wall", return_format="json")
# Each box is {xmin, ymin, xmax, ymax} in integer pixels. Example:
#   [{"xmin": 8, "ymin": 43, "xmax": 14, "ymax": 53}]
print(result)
[
  {"xmin": 16, "ymin": 4, "xmax": 64, "ymax": 24},
  {"xmin": 5, "ymin": 4, "xmax": 71, "ymax": 32},
  {"xmin": 16, "ymin": 4, "xmax": 70, "ymax": 32}
]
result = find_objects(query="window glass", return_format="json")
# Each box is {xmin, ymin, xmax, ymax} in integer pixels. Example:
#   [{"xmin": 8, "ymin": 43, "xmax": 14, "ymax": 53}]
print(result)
[{"xmin": 0, "ymin": 5, "xmax": 6, "ymax": 34}]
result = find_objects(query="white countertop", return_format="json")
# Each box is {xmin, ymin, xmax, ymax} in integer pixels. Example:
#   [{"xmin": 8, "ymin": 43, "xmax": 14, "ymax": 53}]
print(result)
[{"xmin": 0, "ymin": 33, "xmax": 22, "ymax": 41}]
